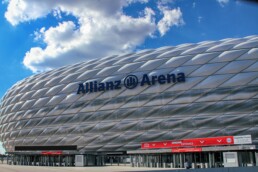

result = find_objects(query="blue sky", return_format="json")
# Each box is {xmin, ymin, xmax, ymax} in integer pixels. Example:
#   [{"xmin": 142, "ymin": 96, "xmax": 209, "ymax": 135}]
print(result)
[{"xmin": 0, "ymin": 0, "xmax": 258, "ymax": 154}]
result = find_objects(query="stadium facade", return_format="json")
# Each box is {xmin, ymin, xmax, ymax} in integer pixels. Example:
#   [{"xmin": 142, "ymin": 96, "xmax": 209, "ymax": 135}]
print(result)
[{"xmin": 1, "ymin": 35, "xmax": 258, "ymax": 168}]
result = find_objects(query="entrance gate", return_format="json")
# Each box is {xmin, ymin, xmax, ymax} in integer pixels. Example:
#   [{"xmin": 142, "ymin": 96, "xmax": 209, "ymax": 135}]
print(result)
[
  {"xmin": 128, "ymin": 150, "xmax": 258, "ymax": 168},
  {"xmin": 10, "ymin": 154, "xmax": 75, "ymax": 166}
]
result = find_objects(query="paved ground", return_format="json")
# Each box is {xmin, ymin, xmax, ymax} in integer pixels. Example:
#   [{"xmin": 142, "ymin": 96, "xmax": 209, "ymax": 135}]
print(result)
[{"xmin": 0, "ymin": 163, "xmax": 183, "ymax": 172}]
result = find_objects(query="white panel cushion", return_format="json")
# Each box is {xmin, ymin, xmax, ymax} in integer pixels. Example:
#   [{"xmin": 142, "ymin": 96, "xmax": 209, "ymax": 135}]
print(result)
[
  {"xmin": 216, "ymin": 60, "xmax": 254, "ymax": 74},
  {"xmin": 220, "ymin": 72, "xmax": 258, "ymax": 87},
  {"xmin": 184, "ymin": 52, "xmax": 220, "ymax": 66},
  {"xmin": 234, "ymin": 40, "xmax": 258, "ymax": 49},
  {"xmin": 167, "ymin": 77, "xmax": 204, "ymax": 91},
  {"xmin": 210, "ymin": 49, "xmax": 248, "ymax": 63},
  {"xmin": 61, "ymin": 93, "xmax": 81, "ymax": 104},
  {"xmin": 237, "ymin": 48, "xmax": 258, "ymax": 60},
  {"xmin": 194, "ymin": 74, "xmax": 233, "ymax": 89},
  {"xmin": 244, "ymin": 62, "xmax": 258, "ymax": 72},
  {"xmin": 190, "ymin": 63, "xmax": 226, "ymax": 76},
  {"xmin": 116, "ymin": 62, "xmax": 143, "ymax": 74},
  {"xmin": 160, "ymin": 55, "xmax": 193, "ymax": 68},
  {"xmin": 136, "ymin": 59, "xmax": 167, "ymax": 71}
]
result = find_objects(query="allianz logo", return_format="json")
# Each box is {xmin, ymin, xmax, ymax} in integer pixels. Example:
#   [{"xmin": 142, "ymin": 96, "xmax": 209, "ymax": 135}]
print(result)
[{"xmin": 77, "ymin": 72, "xmax": 185, "ymax": 94}]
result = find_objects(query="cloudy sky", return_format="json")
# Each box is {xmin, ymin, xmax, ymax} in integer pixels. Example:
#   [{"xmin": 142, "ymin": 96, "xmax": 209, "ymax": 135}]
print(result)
[{"xmin": 0, "ymin": 0, "xmax": 258, "ymax": 153}]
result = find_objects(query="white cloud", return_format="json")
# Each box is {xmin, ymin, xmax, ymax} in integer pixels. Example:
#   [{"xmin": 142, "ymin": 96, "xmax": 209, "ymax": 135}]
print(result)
[
  {"xmin": 5, "ymin": 0, "xmax": 126, "ymax": 26},
  {"xmin": 198, "ymin": 16, "xmax": 203, "ymax": 23},
  {"xmin": 217, "ymin": 0, "xmax": 229, "ymax": 7},
  {"xmin": 192, "ymin": 2, "xmax": 196, "ymax": 8},
  {"xmin": 127, "ymin": 0, "xmax": 149, "ymax": 3},
  {"xmin": 5, "ymin": 0, "xmax": 184, "ymax": 73},
  {"xmin": 157, "ymin": 0, "xmax": 174, "ymax": 5},
  {"xmin": 157, "ymin": 7, "xmax": 184, "ymax": 36}
]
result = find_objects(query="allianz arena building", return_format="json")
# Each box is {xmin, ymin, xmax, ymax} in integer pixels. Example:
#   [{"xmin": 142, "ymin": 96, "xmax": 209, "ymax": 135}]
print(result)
[{"xmin": 1, "ymin": 35, "xmax": 258, "ymax": 168}]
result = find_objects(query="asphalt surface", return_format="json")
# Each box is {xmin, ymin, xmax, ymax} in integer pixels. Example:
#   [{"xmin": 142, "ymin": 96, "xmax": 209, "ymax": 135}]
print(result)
[{"xmin": 0, "ymin": 163, "xmax": 183, "ymax": 172}]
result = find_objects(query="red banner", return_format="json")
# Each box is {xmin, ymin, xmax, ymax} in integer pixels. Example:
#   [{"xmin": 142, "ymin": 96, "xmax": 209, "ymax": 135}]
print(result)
[
  {"xmin": 172, "ymin": 147, "xmax": 202, "ymax": 153},
  {"xmin": 141, "ymin": 136, "xmax": 234, "ymax": 149},
  {"xmin": 41, "ymin": 151, "xmax": 63, "ymax": 155}
]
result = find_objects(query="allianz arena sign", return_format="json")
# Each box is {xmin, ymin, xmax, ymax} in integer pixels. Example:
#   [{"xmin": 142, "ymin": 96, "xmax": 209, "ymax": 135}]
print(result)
[{"xmin": 77, "ymin": 72, "xmax": 185, "ymax": 94}]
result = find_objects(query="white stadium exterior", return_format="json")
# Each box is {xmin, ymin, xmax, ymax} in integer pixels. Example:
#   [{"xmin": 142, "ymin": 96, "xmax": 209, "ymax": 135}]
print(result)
[{"xmin": 1, "ymin": 35, "xmax": 258, "ymax": 167}]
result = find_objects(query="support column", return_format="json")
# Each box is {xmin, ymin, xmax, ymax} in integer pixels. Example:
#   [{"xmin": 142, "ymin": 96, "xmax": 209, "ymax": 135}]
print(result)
[
  {"xmin": 179, "ymin": 154, "xmax": 183, "ymax": 168},
  {"xmin": 249, "ymin": 152, "xmax": 254, "ymax": 166},
  {"xmin": 255, "ymin": 152, "xmax": 258, "ymax": 166},
  {"xmin": 7, "ymin": 154, "xmax": 9, "ymax": 165},
  {"xmin": 173, "ymin": 154, "xmax": 176, "ymax": 168},
  {"xmin": 130, "ymin": 156, "xmax": 133, "ymax": 167},
  {"xmin": 209, "ymin": 152, "xmax": 215, "ymax": 168}
]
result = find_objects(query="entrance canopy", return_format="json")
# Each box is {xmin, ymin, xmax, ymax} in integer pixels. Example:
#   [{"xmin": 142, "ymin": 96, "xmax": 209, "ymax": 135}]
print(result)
[
  {"xmin": 141, "ymin": 135, "xmax": 252, "ymax": 149},
  {"xmin": 128, "ymin": 145, "xmax": 257, "ymax": 154}
]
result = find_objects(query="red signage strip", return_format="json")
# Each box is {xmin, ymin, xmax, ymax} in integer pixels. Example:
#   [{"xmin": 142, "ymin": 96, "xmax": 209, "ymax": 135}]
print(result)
[
  {"xmin": 41, "ymin": 151, "xmax": 63, "ymax": 155},
  {"xmin": 172, "ymin": 147, "xmax": 202, "ymax": 153},
  {"xmin": 141, "ymin": 136, "xmax": 234, "ymax": 149}
]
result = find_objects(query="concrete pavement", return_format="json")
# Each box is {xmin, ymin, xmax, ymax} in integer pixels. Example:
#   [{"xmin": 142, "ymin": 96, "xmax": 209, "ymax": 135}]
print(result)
[{"xmin": 0, "ymin": 163, "xmax": 183, "ymax": 172}]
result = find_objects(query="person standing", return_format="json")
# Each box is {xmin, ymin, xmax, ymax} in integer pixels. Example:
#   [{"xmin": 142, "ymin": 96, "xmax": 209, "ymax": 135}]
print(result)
[{"xmin": 184, "ymin": 159, "xmax": 191, "ymax": 169}]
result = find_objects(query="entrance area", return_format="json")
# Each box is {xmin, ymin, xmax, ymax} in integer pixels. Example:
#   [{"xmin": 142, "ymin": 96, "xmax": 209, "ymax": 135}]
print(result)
[
  {"xmin": 128, "ymin": 150, "xmax": 258, "ymax": 168},
  {"xmin": 8, "ymin": 153, "xmax": 130, "ymax": 167},
  {"xmin": 5, "ymin": 150, "xmax": 258, "ymax": 168},
  {"xmin": 9, "ymin": 154, "xmax": 75, "ymax": 166},
  {"xmin": 5, "ymin": 139, "xmax": 258, "ymax": 169}
]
